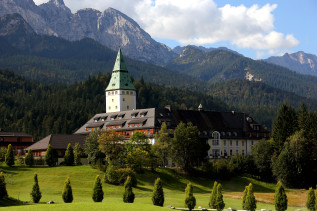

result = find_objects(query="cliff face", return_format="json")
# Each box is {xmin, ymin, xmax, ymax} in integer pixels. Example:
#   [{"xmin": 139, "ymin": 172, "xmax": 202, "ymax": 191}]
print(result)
[{"xmin": 0, "ymin": 0, "xmax": 176, "ymax": 65}]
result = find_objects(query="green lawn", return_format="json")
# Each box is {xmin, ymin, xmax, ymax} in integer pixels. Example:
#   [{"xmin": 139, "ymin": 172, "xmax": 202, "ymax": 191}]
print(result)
[{"xmin": 0, "ymin": 165, "xmax": 307, "ymax": 210}]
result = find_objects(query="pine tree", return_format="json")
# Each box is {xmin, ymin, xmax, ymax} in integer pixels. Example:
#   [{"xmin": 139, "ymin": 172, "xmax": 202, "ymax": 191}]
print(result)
[
  {"xmin": 274, "ymin": 181, "xmax": 288, "ymax": 211},
  {"xmin": 74, "ymin": 143, "xmax": 83, "ymax": 165},
  {"xmin": 123, "ymin": 176, "xmax": 135, "ymax": 203},
  {"xmin": 31, "ymin": 173, "xmax": 42, "ymax": 203},
  {"xmin": 185, "ymin": 183, "xmax": 196, "ymax": 211},
  {"xmin": 152, "ymin": 177, "xmax": 164, "ymax": 206},
  {"xmin": 244, "ymin": 183, "xmax": 256, "ymax": 211},
  {"xmin": 92, "ymin": 175, "xmax": 104, "ymax": 202},
  {"xmin": 242, "ymin": 185, "xmax": 249, "ymax": 209},
  {"xmin": 215, "ymin": 183, "xmax": 225, "ymax": 211},
  {"xmin": 45, "ymin": 144, "xmax": 55, "ymax": 167},
  {"xmin": 62, "ymin": 177, "xmax": 73, "ymax": 203},
  {"xmin": 5, "ymin": 144, "xmax": 15, "ymax": 167},
  {"xmin": 306, "ymin": 187, "xmax": 316, "ymax": 211},
  {"xmin": 0, "ymin": 172, "xmax": 8, "ymax": 199},
  {"xmin": 25, "ymin": 149, "xmax": 34, "ymax": 167},
  {"xmin": 64, "ymin": 143, "xmax": 74, "ymax": 166},
  {"xmin": 209, "ymin": 181, "xmax": 218, "ymax": 208}
]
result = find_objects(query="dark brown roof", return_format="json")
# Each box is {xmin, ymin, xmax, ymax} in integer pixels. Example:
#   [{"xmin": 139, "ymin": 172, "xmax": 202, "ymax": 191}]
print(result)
[
  {"xmin": 0, "ymin": 132, "xmax": 33, "ymax": 137},
  {"xmin": 25, "ymin": 134, "xmax": 86, "ymax": 151}
]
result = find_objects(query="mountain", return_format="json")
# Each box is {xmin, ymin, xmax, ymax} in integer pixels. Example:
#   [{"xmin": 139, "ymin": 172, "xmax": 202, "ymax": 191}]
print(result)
[
  {"xmin": 264, "ymin": 51, "xmax": 317, "ymax": 77},
  {"xmin": 0, "ymin": 0, "xmax": 176, "ymax": 65},
  {"xmin": 173, "ymin": 45, "xmax": 241, "ymax": 56},
  {"xmin": 166, "ymin": 46, "xmax": 317, "ymax": 100}
]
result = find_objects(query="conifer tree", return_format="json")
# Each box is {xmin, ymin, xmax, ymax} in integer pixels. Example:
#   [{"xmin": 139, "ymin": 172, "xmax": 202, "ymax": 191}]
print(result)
[
  {"xmin": 274, "ymin": 181, "xmax": 287, "ymax": 211},
  {"xmin": 244, "ymin": 183, "xmax": 256, "ymax": 211},
  {"xmin": 45, "ymin": 144, "xmax": 55, "ymax": 167},
  {"xmin": 5, "ymin": 144, "xmax": 15, "ymax": 167},
  {"xmin": 74, "ymin": 143, "xmax": 83, "ymax": 165},
  {"xmin": 25, "ymin": 149, "xmax": 34, "ymax": 167},
  {"xmin": 92, "ymin": 175, "xmax": 104, "ymax": 202},
  {"xmin": 31, "ymin": 173, "xmax": 42, "ymax": 203},
  {"xmin": 123, "ymin": 176, "xmax": 135, "ymax": 203},
  {"xmin": 306, "ymin": 187, "xmax": 316, "ymax": 211},
  {"xmin": 64, "ymin": 143, "xmax": 74, "ymax": 166},
  {"xmin": 62, "ymin": 177, "xmax": 73, "ymax": 203},
  {"xmin": 209, "ymin": 181, "xmax": 218, "ymax": 208},
  {"xmin": 242, "ymin": 185, "xmax": 249, "ymax": 209},
  {"xmin": 152, "ymin": 177, "xmax": 164, "ymax": 206},
  {"xmin": 185, "ymin": 183, "xmax": 196, "ymax": 211},
  {"xmin": 215, "ymin": 183, "xmax": 225, "ymax": 211},
  {"xmin": 0, "ymin": 172, "xmax": 8, "ymax": 199}
]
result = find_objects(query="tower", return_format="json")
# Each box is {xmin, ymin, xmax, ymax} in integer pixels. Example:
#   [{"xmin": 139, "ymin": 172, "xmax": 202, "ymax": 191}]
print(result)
[{"xmin": 105, "ymin": 49, "xmax": 136, "ymax": 113}]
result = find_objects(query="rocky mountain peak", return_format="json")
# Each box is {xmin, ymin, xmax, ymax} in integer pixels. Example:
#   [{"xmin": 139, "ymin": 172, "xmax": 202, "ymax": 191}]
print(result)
[
  {"xmin": 0, "ymin": 13, "xmax": 35, "ymax": 36},
  {"xmin": 48, "ymin": 0, "xmax": 66, "ymax": 7}
]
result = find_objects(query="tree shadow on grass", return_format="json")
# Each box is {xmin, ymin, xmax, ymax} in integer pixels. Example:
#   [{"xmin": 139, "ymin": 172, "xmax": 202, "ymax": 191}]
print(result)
[{"xmin": 0, "ymin": 197, "xmax": 27, "ymax": 207}]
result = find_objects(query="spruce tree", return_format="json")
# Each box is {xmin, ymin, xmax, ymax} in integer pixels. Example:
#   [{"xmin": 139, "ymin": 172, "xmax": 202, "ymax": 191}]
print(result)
[
  {"xmin": 0, "ymin": 172, "xmax": 8, "ymax": 199},
  {"xmin": 215, "ymin": 183, "xmax": 225, "ymax": 211},
  {"xmin": 74, "ymin": 143, "xmax": 83, "ymax": 165},
  {"xmin": 62, "ymin": 177, "xmax": 73, "ymax": 203},
  {"xmin": 64, "ymin": 143, "xmax": 74, "ymax": 166},
  {"xmin": 274, "ymin": 181, "xmax": 287, "ymax": 211},
  {"xmin": 92, "ymin": 175, "xmax": 104, "ymax": 202},
  {"xmin": 306, "ymin": 187, "xmax": 316, "ymax": 211},
  {"xmin": 209, "ymin": 181, "xmax": 218, "ymax": 208},
  {"xmin": 152, "ymin": 177, "xmax": 164, "ymax": 206},
  {"xmin": 242, "ymin": 185, "xmax": 249, "ymax": 209},
  {"xmin": 25, "ymin": 149, "xmax": 34, "ymax": 167},
  {"xmin": 45, "ymin": 144, "xmax": 55, "ymax": 167},
  {"xmin": 123, "ymin": 176, "xmax": 135, "ymax": 203},
  {"xmin": 244, "ymin": 183, "xmax": 256, "ymax": 211},
  {"xmin": 185, "ymin": 183, "xmax": 196, "ymax": 211},
  {"xmin": 31, "ymin": 173, "xmax": 42, "ymax": 203},
  {"xmin": 5, "ymin": 144, "xmax": 15, "ymax": 167}
]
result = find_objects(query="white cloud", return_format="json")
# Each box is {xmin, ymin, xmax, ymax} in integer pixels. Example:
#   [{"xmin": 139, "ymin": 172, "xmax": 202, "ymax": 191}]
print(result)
[{"xmin": 33, "ymin": 0, "xmax": 299, "ymax": 56}]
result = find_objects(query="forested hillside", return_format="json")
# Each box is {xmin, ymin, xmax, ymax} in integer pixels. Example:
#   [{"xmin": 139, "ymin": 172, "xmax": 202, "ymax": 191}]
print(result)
[{"xmin": 0, "ymin": 69, "xmax": 226, "ymax": 141}]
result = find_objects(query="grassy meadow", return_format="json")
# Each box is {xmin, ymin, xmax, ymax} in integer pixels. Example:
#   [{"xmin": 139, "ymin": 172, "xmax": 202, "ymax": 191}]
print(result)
[{"xmin": 0, "ymin": 165, "xmax": 308, "ymax": 210}]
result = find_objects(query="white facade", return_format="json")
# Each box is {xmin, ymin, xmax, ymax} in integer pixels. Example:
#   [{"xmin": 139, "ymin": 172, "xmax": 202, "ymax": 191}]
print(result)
[{"xmin": 106, "ymin": 90, "xmax": 136, "ymax": 113}]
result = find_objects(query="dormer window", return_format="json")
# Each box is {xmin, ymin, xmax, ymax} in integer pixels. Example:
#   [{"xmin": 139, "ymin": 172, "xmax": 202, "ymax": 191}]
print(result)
[
  {"xmin": 131, "ymin": 112, "xmax": 138, "ymax": 118},
  {"xmin": 118, "ymin": 114, "xmax": 125, "ymax": 119},
  {"xmin": 110, "ymin": 115, "xmax": 117, "ymax": 120},
  {"xmin": 93, "ymin": 117, "xmax": 100, "ymax": 122},
  {"xmin": 140, "ymin": 111, "xmax": 148, "ymax": 117}
]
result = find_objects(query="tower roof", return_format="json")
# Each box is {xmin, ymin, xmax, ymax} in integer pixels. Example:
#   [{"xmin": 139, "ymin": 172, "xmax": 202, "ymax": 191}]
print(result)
[{"xmin": 106, "ymin": 49, "xmax": 136, "ymax": 91}]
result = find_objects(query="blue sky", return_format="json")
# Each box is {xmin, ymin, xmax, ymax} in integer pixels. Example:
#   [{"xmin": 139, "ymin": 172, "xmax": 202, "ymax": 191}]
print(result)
[{"xmin": 34, "ymin": 0, "xmax": 317, "ymax": 59}]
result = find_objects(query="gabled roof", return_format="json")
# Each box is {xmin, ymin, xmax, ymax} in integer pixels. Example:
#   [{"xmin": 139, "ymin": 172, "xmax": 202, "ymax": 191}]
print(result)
[
  {"xmin": 0, "ymin": 132, "xmax": 33, "ymax": 137},
  {"xmin": 105, "ymin": 49, "xmax": 136, "ymax": 91}
]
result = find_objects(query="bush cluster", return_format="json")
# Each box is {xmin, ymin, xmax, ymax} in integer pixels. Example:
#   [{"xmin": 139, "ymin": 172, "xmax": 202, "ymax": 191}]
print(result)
[{"xmin": 104, "ymin": 165, "xmax": 137, "ymax": 187}]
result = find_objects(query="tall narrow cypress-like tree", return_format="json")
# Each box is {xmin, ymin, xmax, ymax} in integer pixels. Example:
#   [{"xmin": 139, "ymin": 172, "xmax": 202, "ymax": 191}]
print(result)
[
  {"xmin": 0, "ymin": 172, "xmax": 8, "ymax": 199},
  {"xmin": 31, "ymin": 173, "xmax": 42, "ymax": 203},
  {"xmin": 215, "ymin": 183, "xmax": 225, "ymax": 211},
  {"xmin": 209, "ymin": 181, "xmax": 218, "ymax": 209},
  {"xmin": 62, "ymin": 177, "xmax": 73, "ymax": 203},
  {"xmin": 92, "ymin": 175, "xmax": 104, "ymax": 202},
  {"xmin": 64, "ymin": 143, "xmax": 74, "ymax": 166},
  {"xmin": 185, "ymin": 183, "xmax": 196, "ymax": 211},
  {"xmin": 123, "ymin": 176, "xmax": 135, "ymax": 203},
  {"xmin": 244, "ymin": 183, "xmax": 256, "ymax": 211},
  {"xmin": 5, "ymin": 144, "xmax": 15, "ymax": 167},
  {"xmin": 242, "ymin": 185, "xmax": 249, "ymax": 209},
  {"xmin": 274, "ymin": 181, "xmax": 287, "ymax": 211},
  {"xmin": 74, "ymin": 143, "xmax": 83, "ymax": 165},
  {"xmin": 306, "ymin": 187, "xmax": 316, "ymax": 211},
  {"xmin": 25, "ymin": 149, "xmax": 34, "ymax": 167},
  {"xmin": 152, "ymin": 178, "xmax": 164, "ymax": 206},
  {"xmin": 45, "ymin": 144, "xmax": 55, "ymax": 167}
]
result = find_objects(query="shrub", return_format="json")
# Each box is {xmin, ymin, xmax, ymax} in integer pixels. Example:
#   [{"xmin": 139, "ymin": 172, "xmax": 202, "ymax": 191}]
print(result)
[
  {"xmin": 45, "ymin": 144, "xmax": 56, "ymax": 167},
  {"xmin": 104, "ymin": 163, "xmax": 120, "ymax": 185},
  {"xmin": 215, "ymin": 183, "xmax": 225, "ymax": 211},
  {"xmin": 104, "ymin": 165, "xmax": 137, "ymax": 187},
  {"xmin": 5, "ymin": 144, "xmax": 15, "ymax": 167},
  {"xmin": 185, "ymin": 183, "xmax": 196, "ymax": 211},
  {"xmin": 0, "ymin": 172, "xmax": 8, "ymax": 199},
  {"xmin": 244, "ymin": 183, "xmax": 256, "ymax": 211},
  {"xmin": 209, "ymin": 181, "xmax": 218, "ymax": 208},
  {"xmin": 31, "ymin": 173, "xmax": 42, "ymax": 203},
  {"xmin": 64, "ymin": 143, "xmax": 74, "ymax": 166},
  {"xmin": 92, "ymin": 175, "xmax": 104, "ymax": 202},
  {"xmin": 274, "ymin": 181, "xmax": 287, "ymax": 211},
  {"xmin": 123, "ymin": 176, "xmax": 135, "ymax": 203},
  {"xmin": 0, "ymin": 148, "xmax": 6, "ymax": 162},
  {"xmin": 62, "ymin": 177, "xmax": 73, "ymax": 203},
  {"xmin": 152, "ymin": 178, "xmax": 164, "ymax": 206},
  {"xmin": 306, "ymin": 187, "xmax": 316, "ymax": 211},
  {"xmin": 213, "ymin": 159, "xmax": 230, "ymax": 179},
  {"xmin": 25, "ymin": 149, "xmax": 34, "ymax": 167},
  {"xmin": 16, "ymin": 153, "xmax": 24, "ymax": 165}
]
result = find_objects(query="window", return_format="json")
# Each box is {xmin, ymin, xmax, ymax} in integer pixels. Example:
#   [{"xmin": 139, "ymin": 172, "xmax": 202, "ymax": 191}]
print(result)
[
  {"xmin": 242, "ymin": 150, "xmax": 245, "ymax": 156},
  {"xmin": 147, "ymin": 130, "xmax": 151, "ymax": 135},
  {"xmin": 115, "ymin": 91, "xmax": 118, "ymax": 94},
  {"xmin": 130, "ymin": 91, "xmax": 133, "ymax": 95},
  {"xmin": 223, "ymin": 140, "xmax": 226, "ymax": 146},
  {"xmin": 230, "ymin": 140, "xmax": 232, "ymax": 147},
  {"xmin": 115, "ymin": 106, "xmax": 117, "ymax": 109},
  {"xmin": 122, "ymin": 91, "xmax": 125, "ymax": 94},
  {"xmin": 236, "ymin": 150, "xmax": 239, "ymax": 154},
  {"xmin": 112, "ymin": 99, "xmax": 114, "ymax": 102},
  {"xmin": 236, "ymin": 140, "xmax": 239, "ymax": 147},
  {"xmin": 109, "ymin": 106, "xmax": 111, "ymax": 110},
  {"xmin": 127, "ymin": 106, "xmax": 129, "ymax": 109},
  {"xmin": 251, "ymin": 140, "xmax": 254, "ymax": 145},
  {"xmin": 212, "ymin": 131, "xmax": 220, "ymax": 146},
  {"xmin": 242, "ymin": 141, "xmax": 245, "ymax": 146},
  {"xmin": 112, "ymin": 91, "xmax": 114, "ymax": 95},
  {"xmin": 230, "ymin": 149, "xmax": 233, "ymax": 156},
  {"xmin": 224, "ymin": 149, "xmax": 227, "ymax": 156},
  {"xmin": 123, "ymin": 98, "xmax": 125, "ymax": 101}
]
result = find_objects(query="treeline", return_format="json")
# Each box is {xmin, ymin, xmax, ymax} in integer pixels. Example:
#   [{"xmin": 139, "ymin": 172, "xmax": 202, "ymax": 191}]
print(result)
[{"xmin": 0, "ymin": 69, "xmax": 226, "ymax": 141}]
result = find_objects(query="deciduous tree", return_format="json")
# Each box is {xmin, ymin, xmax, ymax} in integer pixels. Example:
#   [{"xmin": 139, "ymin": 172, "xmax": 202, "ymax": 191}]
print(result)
[{"xmin": 152, "ymin": 122, "xmax": 171, "ymax": 167}]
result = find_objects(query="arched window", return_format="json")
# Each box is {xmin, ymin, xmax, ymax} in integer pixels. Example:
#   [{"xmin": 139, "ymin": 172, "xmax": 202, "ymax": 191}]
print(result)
[{"xmin": 212, "ymin": 131, "xmax": 220, "ymax": 146}]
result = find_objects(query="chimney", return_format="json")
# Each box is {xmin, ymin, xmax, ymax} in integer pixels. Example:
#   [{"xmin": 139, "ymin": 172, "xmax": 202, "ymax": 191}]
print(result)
[{"xmin": 198, "ymin": 104, "xmax": 203, "ymax": 111}]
